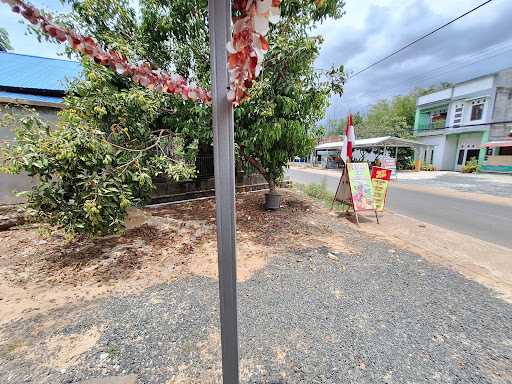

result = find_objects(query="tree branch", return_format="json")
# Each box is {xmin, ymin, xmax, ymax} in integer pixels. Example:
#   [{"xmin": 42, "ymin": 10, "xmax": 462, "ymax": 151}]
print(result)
[{"xmin": 239, "ymin": 144, "xmax": 276, "ymax": 192}]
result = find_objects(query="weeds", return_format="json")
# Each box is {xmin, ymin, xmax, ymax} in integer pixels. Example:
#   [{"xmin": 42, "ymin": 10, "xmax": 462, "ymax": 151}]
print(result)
[
  {"xmin": 0, "ymin": 341, "xmax": 24, "ymax": 360},
  {"xmin": 106, "ymin": 345, "xmax": 120, "ymax": 359},
  {"xmin": 293, "ymin": 182, "xmax": 350, "ymax": 212}
]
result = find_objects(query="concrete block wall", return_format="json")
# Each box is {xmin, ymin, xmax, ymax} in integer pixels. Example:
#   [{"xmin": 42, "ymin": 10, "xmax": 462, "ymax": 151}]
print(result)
[
  {"xmin": 491, "ymin": 88, "xmax": 512, "ymax": 141},
  {"xmin": 0, "ymin": 104, "xmax": 60, "ymax": 204}
]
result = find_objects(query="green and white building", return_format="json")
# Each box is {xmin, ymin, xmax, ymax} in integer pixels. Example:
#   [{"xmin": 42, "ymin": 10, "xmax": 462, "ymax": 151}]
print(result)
[{"xmin": 414, "ymin": 68, "xmax": 512, "ymax": 173}]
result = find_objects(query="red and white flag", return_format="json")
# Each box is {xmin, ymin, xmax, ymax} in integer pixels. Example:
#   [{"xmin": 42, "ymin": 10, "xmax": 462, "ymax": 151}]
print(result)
[{"xmin": 341, "ymin": 114, "xmax": 356, "ymax": 163}]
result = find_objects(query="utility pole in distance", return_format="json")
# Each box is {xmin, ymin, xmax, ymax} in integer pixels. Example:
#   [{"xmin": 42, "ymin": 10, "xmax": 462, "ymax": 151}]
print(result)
[{"xmin": 208, "ymin": 0, "xmax": 240, "ymax": 383}]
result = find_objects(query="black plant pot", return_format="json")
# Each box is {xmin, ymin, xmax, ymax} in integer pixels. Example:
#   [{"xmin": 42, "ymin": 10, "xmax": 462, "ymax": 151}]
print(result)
[{"xmin": 264, "ymin": 191, "xmax": 282, "ymax": 210}]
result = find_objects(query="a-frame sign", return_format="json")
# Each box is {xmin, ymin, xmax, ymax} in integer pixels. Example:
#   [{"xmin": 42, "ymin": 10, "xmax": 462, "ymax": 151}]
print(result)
[{"xmin": 332, "ymin": 162, "xmax": 380, "ymax": 225}]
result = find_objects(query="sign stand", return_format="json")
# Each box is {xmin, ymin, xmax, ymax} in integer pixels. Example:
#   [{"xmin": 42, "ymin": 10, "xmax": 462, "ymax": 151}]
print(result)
[{"xmin": 331, "ymin": 163, "xmax": 379, "ymax": 225}]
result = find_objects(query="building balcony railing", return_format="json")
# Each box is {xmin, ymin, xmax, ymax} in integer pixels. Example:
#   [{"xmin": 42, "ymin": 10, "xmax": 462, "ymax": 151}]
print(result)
[{"xmin": 416, "ymin": 119, "xmax": 447, "ymax": 132}]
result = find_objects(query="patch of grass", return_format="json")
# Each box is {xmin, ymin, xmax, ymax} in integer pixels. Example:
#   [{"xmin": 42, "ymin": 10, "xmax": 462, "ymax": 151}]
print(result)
[
  {"xmin": 0, "ymin": 341, "xmax": 24, "ymax": 360},
  {"xmin": 36, "ymin": 224, "xmax": 52, "ymax": 238},
  {"xmin": 106, "ymin": 344, "xmax": 120, "ymax": 359},
  {"xmin": 293, "ymin": 182, "xmax": 350, "ymax": 212}
]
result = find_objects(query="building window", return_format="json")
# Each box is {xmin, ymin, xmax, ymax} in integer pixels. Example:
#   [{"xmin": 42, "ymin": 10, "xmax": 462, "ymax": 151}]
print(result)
[
  {"xmin": 500, "ymin": 146, "xmax": 512, "ymax": 156},
  {"xmin": 470, "ymin": 102, "xmax": 484, "ymax": 121},
  {"xmin": 430, "ymin": 110, "xmax": 447, "ymax": 129},
  {"xmin": 465, "ymin": 149, "xmax": 480, "ymax": 164},
  {"xmin": 457, "ymin": 149, "xmax": 465, "ymax": 165}
]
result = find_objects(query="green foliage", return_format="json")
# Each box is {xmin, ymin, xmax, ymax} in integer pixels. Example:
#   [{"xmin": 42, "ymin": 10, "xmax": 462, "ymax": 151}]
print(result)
[
  {"xmin": 421, "ymin": 163, "xmax": 435, "ymax": 171},
  {"xmin": 462, "ymin": 158, "xmax": 479, "ymax": 173},
  {"xmin": 236, "ymin": 1, "xmax": 345, "ymax": 190},
  {"xmin": 325, "ymin": 83, "xmax": 453, "ymax": 140},
  {"xmin": 0, "ymin": 27, "xmax": 12, "ymax": 51},
  {"xmin": 3, "ymin": 0, "xmax": 345, "ymax": 235},
  {"xmin": 406, "ymin": 159, "xmax": 416, "ymax": 171},
  {"xmin": 66, "ymin": 0, "xmax": 345, "ymax": 195},
  {"xmin": 356, "ymin": 94, "xmax": 416, "ymax": 139},
  {"xmin": 1, "ymin": 66, "xmax": 197, "ymax": 235},
  {"xmin": 296, "ymin": 182, "xmax": 332, "ymax": 201},
  {"xmin": 294, "ymin": 181, "xmax": 349, "ymax": 212}
]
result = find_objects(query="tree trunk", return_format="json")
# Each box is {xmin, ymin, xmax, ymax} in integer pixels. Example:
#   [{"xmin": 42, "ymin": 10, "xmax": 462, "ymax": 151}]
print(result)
[
  {"xmin": 239, "ymin": 146, "xmax": 277, "ymax": 192},
  {"xmin": 267, "ymin": 178, "xmax": 277, "ymax": 193}
]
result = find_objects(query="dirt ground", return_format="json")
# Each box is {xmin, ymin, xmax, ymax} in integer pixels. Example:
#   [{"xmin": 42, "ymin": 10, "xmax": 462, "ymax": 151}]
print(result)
[
  {"xmin": 0, "ymin": 190, "xmax": 355, "ymax": 325},
  {"xmin": 1, "ymin": 188, "xmax": 510, "ymax": 326},
  {"xmin": 1, "ymin": 189, "xmax": 511, "ymax": 383}
]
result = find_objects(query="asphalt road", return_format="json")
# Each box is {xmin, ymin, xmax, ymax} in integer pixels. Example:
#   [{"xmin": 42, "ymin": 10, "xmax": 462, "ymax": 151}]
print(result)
[{"xmin": 287, "ymin": 168, "xmax": 512, "ymax": 249}]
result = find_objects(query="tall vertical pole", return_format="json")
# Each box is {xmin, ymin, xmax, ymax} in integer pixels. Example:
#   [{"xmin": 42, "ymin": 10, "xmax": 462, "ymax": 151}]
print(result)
[{"xmin": 208, "ymin": 1, "xmax": 240, "ymax": 383}]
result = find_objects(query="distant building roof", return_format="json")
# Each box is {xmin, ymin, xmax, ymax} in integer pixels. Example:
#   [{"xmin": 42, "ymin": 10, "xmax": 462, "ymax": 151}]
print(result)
[
  {"xmin": 0, "ymin": 52, "xmax": 82, "ymax": 93},
  {"xmin": 0, "ymin": 91, "xmax": 64, "ymax": 108}
]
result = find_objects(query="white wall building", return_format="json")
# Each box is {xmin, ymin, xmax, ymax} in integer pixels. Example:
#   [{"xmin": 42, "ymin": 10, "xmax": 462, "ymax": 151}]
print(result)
[{"xmin": 414, "ymin": 68, "xmax": 512, "ymax": 172}]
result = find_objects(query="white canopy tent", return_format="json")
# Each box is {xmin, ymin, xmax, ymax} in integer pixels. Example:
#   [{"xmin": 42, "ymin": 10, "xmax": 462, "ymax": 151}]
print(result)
[
  {"xmin": 315, "ymin": 136, "xmax": 432, "ymax": 151},
  {"xmin": 314, "ymin": 136, "xmax": 435, "ymax": 168}
]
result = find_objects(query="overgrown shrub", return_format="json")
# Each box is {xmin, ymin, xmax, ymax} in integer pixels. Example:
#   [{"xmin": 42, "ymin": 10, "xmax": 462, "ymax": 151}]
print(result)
[
  {"xmin": 462, "ymin": 158, "xmax": 479, "ymax": 173},
  {"xmin": 406, "ymin": 160, "xmax": 416, "ymax": 170},
  {"xmin": 0, "ymin": 71, "xmax": 198, "ymax": 236}
]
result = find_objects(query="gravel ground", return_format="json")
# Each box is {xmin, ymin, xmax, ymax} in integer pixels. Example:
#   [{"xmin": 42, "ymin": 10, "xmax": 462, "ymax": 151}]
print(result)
[{"xmin": 2, "ymin": 227, "xmax": 512, "ymax": 384}]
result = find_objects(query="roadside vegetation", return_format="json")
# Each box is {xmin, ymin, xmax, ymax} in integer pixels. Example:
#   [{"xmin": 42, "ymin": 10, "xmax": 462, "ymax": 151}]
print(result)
[
  {"xmin": 319, "ymin": 83, "xmax": 452, "ymax": 170},
  {"xmin": 462, "ymin": 157, "xmax": 480, "ymax": 173},
  {"xmin": 293, "ymin": 181, "xmax": 350, "ymax": 212},
  {"xmin": 322, "ymin": 83, "xmax": 452, "ymax": 140}
]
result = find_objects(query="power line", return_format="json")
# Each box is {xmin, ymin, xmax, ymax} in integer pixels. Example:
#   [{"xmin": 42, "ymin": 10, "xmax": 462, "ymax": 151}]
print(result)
[
  {"xmin": 349, "ymin": 0, "xmax": 495, "ymax": 79},
  {"xmin": 373, "ymin": 40, "xmax": 512, "ymax": 97}
]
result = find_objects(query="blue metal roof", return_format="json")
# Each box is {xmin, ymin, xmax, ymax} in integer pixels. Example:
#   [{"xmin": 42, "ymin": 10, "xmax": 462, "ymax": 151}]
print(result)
[
  {"xmin": 0, "ymin": 91, "xmax": 64, "ymax": 105},
  {"xmin": 0, "ymin": 52, "xmax": 82, "ymax": 92}
]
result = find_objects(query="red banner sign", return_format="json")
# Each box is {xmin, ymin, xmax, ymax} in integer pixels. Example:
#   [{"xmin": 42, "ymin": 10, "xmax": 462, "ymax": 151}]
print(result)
[{"xmin": 371, "ymin": 167, "xmax": 392, "ymax": 212}]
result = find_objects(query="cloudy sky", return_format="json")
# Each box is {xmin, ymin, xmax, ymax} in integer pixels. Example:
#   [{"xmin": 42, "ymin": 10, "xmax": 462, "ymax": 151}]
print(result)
[
  {"xmin": 315, "ymin": 0, "xmax": 512, "ymax": 121},
  {"xmin": 2, "ymin": 0, "xmax": 512, "ymax": 120}
]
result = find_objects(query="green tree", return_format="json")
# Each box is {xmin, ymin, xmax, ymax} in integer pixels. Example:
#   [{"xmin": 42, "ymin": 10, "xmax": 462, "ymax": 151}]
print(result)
[
  {"xmin": 344, "ymin": 84, "xmax": 453, "ymax": 139},
  {"xmin": 0, "ymin": 27, "xmax": 12, "ymax": 51},
  {"xmin": 357, "ymin": 96, "xmax": 415, "ymax": 139},
  {"xmin": 1, "ymin": 62, "xmax": 197, "ymax": 235},
  {"xmin": 328, "ymin": 112, "xmax": 364, "ymax": 136},
  {"xmin": 236, "ymin": 2, "xmax": 345, "ymax": 192},
  {"xmin": 1, "ymin": 0, "xmax": 345, "ymax": 235},
  {"xmin": 318, "ymin": 83, "xmax": 454, "ymax": 141}
]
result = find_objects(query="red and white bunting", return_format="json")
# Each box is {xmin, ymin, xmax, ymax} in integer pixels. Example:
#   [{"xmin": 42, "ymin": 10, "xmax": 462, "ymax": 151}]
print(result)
[
  {"xmin": 0, "ymin": 0, "xmax": 212, "ymax": 104},
  {"xmin": 1, "ymin": 0, "xmax": 330, "ymax": 106},
  {"xmin": 228, "ymin": 0, "xmax": 281, "ymax": 105}
]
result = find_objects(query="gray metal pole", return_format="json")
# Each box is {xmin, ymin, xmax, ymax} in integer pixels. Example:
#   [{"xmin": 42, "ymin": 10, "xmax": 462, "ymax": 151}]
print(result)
[{"xmin": 207, "ymin": 0, "xmax": 240, "ymax": 383}]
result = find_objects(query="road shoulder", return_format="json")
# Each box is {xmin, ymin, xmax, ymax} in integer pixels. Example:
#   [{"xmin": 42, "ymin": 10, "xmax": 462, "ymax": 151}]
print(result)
[{"xmin": 346, "ymin": 210, "xmax": 512, "ymax": 303}]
